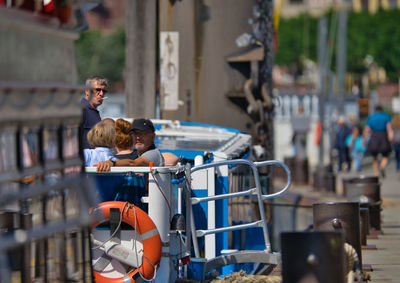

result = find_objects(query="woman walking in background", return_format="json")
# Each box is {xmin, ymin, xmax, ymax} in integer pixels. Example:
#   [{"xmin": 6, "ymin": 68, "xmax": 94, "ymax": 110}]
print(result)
[
  {"xmin": 364, "ymin": 105, "xmax": 393, "ymax": 178},
  {"xmin": 346, "ymin": 125, "xmax": 366, "ymax": 172}
]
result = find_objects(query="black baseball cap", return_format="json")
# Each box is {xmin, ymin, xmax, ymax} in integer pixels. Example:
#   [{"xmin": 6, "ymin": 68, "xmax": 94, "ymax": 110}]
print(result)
[{"xmin": 129, "ymin": 118, "xmax": 155, "ymax": 133}]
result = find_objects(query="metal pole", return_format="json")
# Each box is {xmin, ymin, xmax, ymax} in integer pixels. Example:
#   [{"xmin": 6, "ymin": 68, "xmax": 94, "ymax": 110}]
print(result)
[
  {"xmin": 318, "ymin": 17, "xmax": 328, "ymax": 164},
  {"xmin": 125, "ymin": 0, "xmax": 157, "ymax": 118}
]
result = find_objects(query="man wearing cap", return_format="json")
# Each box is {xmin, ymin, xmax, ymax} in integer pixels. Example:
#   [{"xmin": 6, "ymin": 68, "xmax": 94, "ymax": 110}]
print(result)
[
  {"xmin": 81, "ymin": 76, "xmax": 108, "ymax": 149},
  {"xmin": 94, "ymin": 118, "xmax": 165, "ymax": 171}
]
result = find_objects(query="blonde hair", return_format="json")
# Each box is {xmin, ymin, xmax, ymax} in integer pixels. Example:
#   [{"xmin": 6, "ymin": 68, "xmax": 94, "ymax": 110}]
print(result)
[
  {"xmin": 115, "ymin": 118, "xmax": 133, "ymax": 150},
  {"xmin": 392, "ymin": 114, "xmax": 400, "ymax": 129},
  {"xmin": 87, "ymin": 120, "xmax": 116, "ymax": 148}
]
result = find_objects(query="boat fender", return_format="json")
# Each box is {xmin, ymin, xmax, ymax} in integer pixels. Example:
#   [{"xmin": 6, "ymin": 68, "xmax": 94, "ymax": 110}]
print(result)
[{"xmin": 90, "ymin": 201, "xmax": 162, "ymax": 283}]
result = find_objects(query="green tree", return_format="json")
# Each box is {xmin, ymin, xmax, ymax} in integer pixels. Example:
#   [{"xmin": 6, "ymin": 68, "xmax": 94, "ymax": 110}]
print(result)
[
  {"xmin": 75, "ymin": 28, "xmax": 125, "ymax": 89},
  {"xmin": 276, "ymin": 9, "xmax": 400, "ymax": 81}
]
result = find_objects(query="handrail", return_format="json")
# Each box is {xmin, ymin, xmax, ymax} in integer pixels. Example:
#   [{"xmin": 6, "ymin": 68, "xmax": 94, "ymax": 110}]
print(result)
[
  {"xmin": 254, "ymin": 160, "xmax": 292, "ymax": 200},
  {"xmin": 191, "ymin": 188, "xmax": 256, "ymax": 205},
  {"xmin": 189, "ymin": 159, "xmax": 291, "ymax": 254},
  {"xmin": 196, "ymin": 220, "xmax": 264, "ymax": 237}
]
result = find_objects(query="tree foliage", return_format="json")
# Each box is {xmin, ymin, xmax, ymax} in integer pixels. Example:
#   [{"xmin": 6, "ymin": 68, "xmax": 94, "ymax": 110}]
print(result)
[
  {"xmin": 75, "ymin": 28, "xmax": 125, "ymax": 89},
  {"xmin": 275, "ymin": 9, "xmax": 400, "ymax": 81}
]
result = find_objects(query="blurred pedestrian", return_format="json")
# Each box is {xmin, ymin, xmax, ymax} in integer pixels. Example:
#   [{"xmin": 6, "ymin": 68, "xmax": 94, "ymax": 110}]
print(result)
[
  {"xmin": 392, "ymin": 114, "xmax": 400, "ymax": 174},
  {"xmin": 334, "ymin": 116, "xmax": 352, "ymax": 172},
  {"xmin": 346, "ymin": 125, "xmax": 366, "ymax": 172},
  {"xmin": 364, "ymin": 105, "xmax": 393, "ymax": 178},
  {"xmin": 290, "ymin": 105, "xmax": 311, "ymax": 159},
  {"xmin": 81, "ymin": 76, "xmax": 108, "ymax": 149}
]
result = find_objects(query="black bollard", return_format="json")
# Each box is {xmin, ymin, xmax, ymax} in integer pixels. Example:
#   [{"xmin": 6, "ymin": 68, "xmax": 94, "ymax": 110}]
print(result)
[
  {"xmin": 346, "ymin": 181, "xmax": 381, "ymax": 231},
  {"xmin": 342, "ymin": 176, "xmax": 379, "ymax": 197},
  {"xmin": 313, "ymin": 202, "xmax": 362, "ymax": 267},
  {"xmin": 312, "ymin": 165, "xmax": 336, "ymax": 193},
  {"xmin": 281, "ymin": 231, "xmax": 345, "ymax": 283},
  {"xmin": 360, "ymin": 207, "xmax": 369, "ymax": 246}
]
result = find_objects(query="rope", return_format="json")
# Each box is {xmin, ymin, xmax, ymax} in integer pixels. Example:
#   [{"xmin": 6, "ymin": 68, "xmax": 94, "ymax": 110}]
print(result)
[
  {"xmin": 210, "ymin": 270, "xmax": 282, "ymax": 282},
  {"xmin": 344, "ymin": 243, "xmax": 363, "ymax": 283}
]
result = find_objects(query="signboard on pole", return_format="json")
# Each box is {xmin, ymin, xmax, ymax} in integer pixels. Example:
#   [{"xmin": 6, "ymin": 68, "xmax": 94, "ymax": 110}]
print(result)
[{"xmin": 160, "ymin": 32, "xmax": 179, "ymax": 111}]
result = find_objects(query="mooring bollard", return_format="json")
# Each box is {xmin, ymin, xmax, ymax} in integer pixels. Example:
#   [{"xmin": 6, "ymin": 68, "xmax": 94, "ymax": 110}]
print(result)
[
  {"xmin": 281, "ymin": 231, "xmax": 345, "ymax": 283},
  {"xmin": 342, "ymin": 176, "xmax": 379, "ymax": 197},
  {"xmin": 313, "ymin": 202, "xmax": 362, "ymax": 267},
  {"xmin": 346, "ymin": 180, "xmax": 381, "ymax": 231},
  {"xmin": 360, "ymin": 207, "xmax": 369, "ymax": 246},
  {"xmin": 312, "ymin": 164, "xmax": 336, "ymax": 193}
]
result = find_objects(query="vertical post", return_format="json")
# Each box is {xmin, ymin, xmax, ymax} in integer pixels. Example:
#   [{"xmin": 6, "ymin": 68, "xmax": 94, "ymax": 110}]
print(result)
[
  {"xmin": 318, "ymin": 17, "xmax": 328, "ymax": 164},
  {"xmin": 148, "ymin": 167, "xmax": 172, "ymax": 281},
  {"xmin": 125, "ymin": 0, "xmax": 157, "ymax": 118},
  {"xmin": 337, "ymin": 11, "xmax": 347, "ymax": 116}
]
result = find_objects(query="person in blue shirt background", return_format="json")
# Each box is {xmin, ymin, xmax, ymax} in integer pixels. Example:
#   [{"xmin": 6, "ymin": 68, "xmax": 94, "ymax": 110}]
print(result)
[
  {"xmin": 364, "ymin": 105, "xmax": 393, "ymax": 178},
  {"xmin": 334, "ymin": 116, "xmax": 352, "ymax": 172},
  {"xmin": 346, "ymin": 125, "xmax": 366, "ymax": 172}
]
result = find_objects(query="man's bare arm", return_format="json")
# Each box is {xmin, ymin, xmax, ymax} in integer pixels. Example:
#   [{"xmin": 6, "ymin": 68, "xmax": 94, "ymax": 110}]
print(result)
[{"xmin": 93, "ymin": 156, "xmax": 151, "ymax": 172}]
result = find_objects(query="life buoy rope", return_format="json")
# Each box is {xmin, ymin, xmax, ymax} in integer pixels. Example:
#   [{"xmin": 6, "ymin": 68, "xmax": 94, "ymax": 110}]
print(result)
[{"xmin": 90, "ymin": 201, "xmax": 162, "ymax": 283}]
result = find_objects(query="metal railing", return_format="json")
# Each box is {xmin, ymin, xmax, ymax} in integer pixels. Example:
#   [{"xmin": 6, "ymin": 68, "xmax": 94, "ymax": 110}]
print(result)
[{"xmin": 188, "ymin": 159, "xmax": 291, "ymax": 255}]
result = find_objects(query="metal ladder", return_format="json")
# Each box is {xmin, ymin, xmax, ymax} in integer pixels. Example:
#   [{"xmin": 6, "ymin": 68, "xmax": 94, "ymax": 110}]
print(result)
[{"xmin": 185, "ymin": 159, "xmax": 292, "ymax": 276}]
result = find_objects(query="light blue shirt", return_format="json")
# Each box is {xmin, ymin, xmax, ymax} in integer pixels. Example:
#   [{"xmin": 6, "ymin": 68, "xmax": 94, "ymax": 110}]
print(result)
[{"xmin": 84, "ymin": 147, "xmax": 114, "ymax": 167}]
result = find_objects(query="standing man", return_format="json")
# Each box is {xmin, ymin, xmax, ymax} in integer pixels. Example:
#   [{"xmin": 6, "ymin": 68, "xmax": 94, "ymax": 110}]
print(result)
[
  {"xmin": 94, "ymin": 118, "xmax": 165, "ymax": 171},
  {"xmin": 81, "ymin": 76, "xmax": 108, "ymax": 149},
  {"xmin": 334, "ymin": 116, "xmax": 352, "ymax": 172}
]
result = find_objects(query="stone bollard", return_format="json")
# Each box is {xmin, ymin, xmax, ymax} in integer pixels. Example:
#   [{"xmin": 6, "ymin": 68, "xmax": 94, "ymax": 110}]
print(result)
[
  {"xmin": 313, "ymin": 202, "xmax": 362, "ymax": 267},
  {"xmin": 281, "ymin": 231, "xmax": 345, "ymax": 283}
]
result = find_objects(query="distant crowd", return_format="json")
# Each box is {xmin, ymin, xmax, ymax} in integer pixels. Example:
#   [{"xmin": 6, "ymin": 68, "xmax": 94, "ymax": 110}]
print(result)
[
  {"xmin": 333, "ymin": 105, "xmax": 400, "ymax": 178},
  {"xmin": 291, "ymin": 103, "xmax": 400, "ymax": 178}
]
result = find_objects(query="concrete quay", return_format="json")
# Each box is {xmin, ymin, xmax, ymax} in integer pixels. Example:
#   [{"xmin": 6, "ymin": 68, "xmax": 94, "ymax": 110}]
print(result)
[{"xmin": 284, "ymin": 156, "xmax": 400, "ymax": 282}]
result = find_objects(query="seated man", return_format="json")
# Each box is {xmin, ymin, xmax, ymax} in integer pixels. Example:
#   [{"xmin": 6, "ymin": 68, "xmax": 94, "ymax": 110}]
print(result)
[{"xmin": 94, "ymin": 119, "xmax": 164, "ymax": 171}]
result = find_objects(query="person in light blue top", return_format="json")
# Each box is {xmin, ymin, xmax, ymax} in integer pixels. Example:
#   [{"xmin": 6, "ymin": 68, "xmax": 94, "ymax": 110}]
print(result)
[
  {"xmin": 84, "ymin": 120, "xmax": 116, "ymax": 166},
  {"xmin": 346, "ymin": 126, "xmax": 366, "ymax": 172}
]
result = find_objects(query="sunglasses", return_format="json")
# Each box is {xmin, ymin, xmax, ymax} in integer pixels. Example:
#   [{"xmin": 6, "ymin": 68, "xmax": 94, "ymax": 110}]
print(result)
[{"xmin": 94, "ymin": 88, "xmax": 108, "ymax": 94}]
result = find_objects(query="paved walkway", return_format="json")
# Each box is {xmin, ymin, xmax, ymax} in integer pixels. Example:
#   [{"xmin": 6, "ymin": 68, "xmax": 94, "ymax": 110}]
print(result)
[
  {"xmin": 343, "ymin": 159, "xmax": 400, "ymax": 282},
  {"xmin": 318, "ymin": 157, "xmax": 400, "ymax": 282}
]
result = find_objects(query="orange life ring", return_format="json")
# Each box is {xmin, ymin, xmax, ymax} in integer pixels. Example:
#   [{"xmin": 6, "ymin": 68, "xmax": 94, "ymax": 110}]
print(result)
[{"xmin": 90, "ymin": 201, "xmax": 162, "ymax": 283}]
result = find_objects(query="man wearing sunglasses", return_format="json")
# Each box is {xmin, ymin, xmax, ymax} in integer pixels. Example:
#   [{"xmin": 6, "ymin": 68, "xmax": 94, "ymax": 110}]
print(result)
[{"xmin": 81, "ymin": 75, "xmax": 109, "ymax": 149}]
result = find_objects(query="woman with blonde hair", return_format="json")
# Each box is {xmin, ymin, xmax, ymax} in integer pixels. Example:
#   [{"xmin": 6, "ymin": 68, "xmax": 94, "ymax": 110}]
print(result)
[
  {"xmin": 114, "ymin": 118, "xmax": 138, "ymax": 159},
  {"xmin": 84, "ymin": 120, "xmax": 116, "ymax": 166}
]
